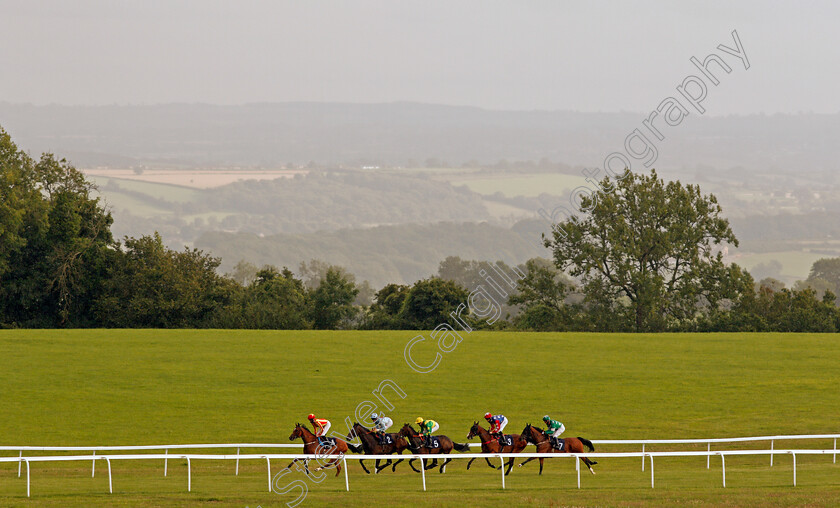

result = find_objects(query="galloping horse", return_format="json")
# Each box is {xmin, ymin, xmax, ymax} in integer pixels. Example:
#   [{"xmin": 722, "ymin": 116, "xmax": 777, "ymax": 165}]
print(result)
[
  {"xmin": 346, "ymin": 422, "xmax": 409, "ymax": 474},
  {"xmin": 398, "ymin": 423, "xmax": 470, "ymax": 473},
  {"xmin": 287, "ymin": 423, "xmax": 359, "ymax": 476},
  {"xmin": 518, "ymin": 424, "xmax": 597, "ymax": 475},
  {"xmin": 466, "ymin": 421, "xmax": 528, "ymax": 475}
]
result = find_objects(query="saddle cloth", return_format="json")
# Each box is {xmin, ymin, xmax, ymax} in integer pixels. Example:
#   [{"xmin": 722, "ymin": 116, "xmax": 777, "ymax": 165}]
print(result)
[
  {"xmin": 497, "ymin": 435, "xmax": 514, "ymax": 447},
  {"xmin": 379, "ymin": 434, "xmax": 394, "ymax": 445},
  {"xmin": 317, "ymin": 437, "xmax": 337, "ymax": 448},
  {"xmin": 425, "ymin": 436, "xmax": 441, "ymax": 449}
]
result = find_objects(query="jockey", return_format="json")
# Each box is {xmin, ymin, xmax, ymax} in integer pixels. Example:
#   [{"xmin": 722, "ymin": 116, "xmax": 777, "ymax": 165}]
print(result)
[
  {"xmin": 415, "ymin": 417, "xmax": 439, "ymax": 447},
  {"xmin": 370, "ymin": 412, "xmax": 393, "ymax": 444},
  {"xmin": 484, "ymin": 412, "xmax": 508, "ymax": 437},
  {"xmin": 308, "ymin": 413, "xmax": 331, "ymax": 439},
  {"xmin": 542, "ymin": 415, "xmax": 565, "ymax": 446}
]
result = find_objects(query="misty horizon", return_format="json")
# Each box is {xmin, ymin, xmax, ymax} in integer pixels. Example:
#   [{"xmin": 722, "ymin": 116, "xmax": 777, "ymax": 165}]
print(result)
[{"xmin": 3, "ymin": 1, "xmax": 840, "ymax": 115}]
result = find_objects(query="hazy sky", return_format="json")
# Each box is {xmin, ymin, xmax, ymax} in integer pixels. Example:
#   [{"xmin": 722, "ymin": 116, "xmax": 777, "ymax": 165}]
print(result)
[{"xmin": 1, "ymin": 0, "xmax": 837, "ymax": 114}]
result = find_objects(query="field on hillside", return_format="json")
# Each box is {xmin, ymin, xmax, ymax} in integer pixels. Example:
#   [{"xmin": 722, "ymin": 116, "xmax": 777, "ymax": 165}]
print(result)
[
  {"xmin": 728, "ymin": 250, "xmax": 830, "ymax": 283},
  {"xmin": 2, "ymin": 330, "xmax": 840, "ymax": 507},
  {"xmin": 442, "ymin": 173, "xmax": 589, "ymax": 197}
]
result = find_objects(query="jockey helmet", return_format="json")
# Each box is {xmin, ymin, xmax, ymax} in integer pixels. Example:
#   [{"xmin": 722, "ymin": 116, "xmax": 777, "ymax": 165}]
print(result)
[
  {"xmin": 371, "ymin": 413, "xmax": 379, "ymax": 420},
  {"xmin": 308, "ymin": 414, "xmax": 315, "ymax": 420},
  {"xmin": 484, "ymin": 412, "xmax": 492, "ymax": 420},
  {"xmin": 542, "ymin": 415, "xmax": 550, "ymax": 422},
  {"xmin": 415, "ymin": 417, "xmax": 424, "ymax": 424}
]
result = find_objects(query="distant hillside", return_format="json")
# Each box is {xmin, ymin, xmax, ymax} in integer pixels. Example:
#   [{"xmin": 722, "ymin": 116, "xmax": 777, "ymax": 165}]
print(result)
[
  {"xmin": 2, "ymin": 102, "xmax": 839, "ymax": 178},
  {"xmin": 195, "ymin": 220, "xmax": 549, "ymax": 287}
]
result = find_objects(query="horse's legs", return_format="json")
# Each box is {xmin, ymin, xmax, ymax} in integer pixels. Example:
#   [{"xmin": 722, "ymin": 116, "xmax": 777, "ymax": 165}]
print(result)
[
  {"xmin": 408, "ymin": 458, "xmax": 421, "ymax": 473},
  {"xmin": 391, "ymin": 457, "xmax": 404, "ymax": 472},
  {"xmin": 466, "ymin": 457, "xmax": 475, "ymax": 470},
  {"xmin": 518, "ymin": 457, "xmax": 536, "ymax": 468},
  {"xmin": 374, "ymin": 458, "xmax": 391, "ymax": 473},
  {"xmin": 314, "ymin": 457, "xmax": 342, "ymax": 475},
  {"xmin": 582, "ymin": 456, "xmax": 596, "ymax": 474},
  {"xmin": 539, "ymin": 457, "xmax": 544, "ymax": 475},
  {"xmin": 440, "ymin": 457, "xmax": 451, "ymax": 473},
  {"xmin": 485, "ymin": 457, "xmax": 497, "ymax": 469},
  {"xmin": 359, "ymin": 459, "xmax": 370, "ymax": 474},
  {"xmin": 505, "ymin": 457, "xmax": 515, "ymax": 475},
  {"xmin": 425, "ymin": 458, "xmax": 438, "ymax": 470}
]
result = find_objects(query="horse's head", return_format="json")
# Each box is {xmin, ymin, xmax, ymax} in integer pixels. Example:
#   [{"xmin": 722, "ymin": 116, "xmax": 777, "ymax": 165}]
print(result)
[
  {"xmin": 289, "ymin": 423, "xmax": 304, "ymax": 441},
  {"xmin": 520, "ymin": 424, "xmax": 535, "ymax": 444},
  {"xmin": 467, "ymin": 421, "xmax": 480, "ymax": 440},
  {"xmin": 346, "ymin": 422, "xmax": 363, "ymax": 441},
  {"xmin": 399, "ymin": 423, "xmax": 414, "ymax": 437}
]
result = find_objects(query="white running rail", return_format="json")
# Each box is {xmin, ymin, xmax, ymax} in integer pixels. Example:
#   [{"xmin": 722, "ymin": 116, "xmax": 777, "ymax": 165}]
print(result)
[{"xmin": 2, "ymin": 449, "xmax": 838, "ymax": 497}]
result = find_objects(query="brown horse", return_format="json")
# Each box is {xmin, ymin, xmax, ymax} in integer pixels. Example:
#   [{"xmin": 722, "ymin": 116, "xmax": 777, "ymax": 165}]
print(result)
[
  {"xmin": 346, "ymin": 422, "xmax": 410, "ymax": 474},
  {"xmin": 518, "ymin": 424, "xmax": 597, "ymax": 475},
  {"xmin": 398, "ymin": 423, "xmax": 470, "ymax": 473},
  {"xmin": 287, "ymin": 423, "xmax": 357, "ymax": 477},
  {"xmin": 466, "ymin": 421, "xmax": 528, "ymax": 475}
]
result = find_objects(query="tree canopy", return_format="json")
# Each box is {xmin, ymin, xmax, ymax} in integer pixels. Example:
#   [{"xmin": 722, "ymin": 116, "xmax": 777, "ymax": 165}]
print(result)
[{"xmin": 545, "ymin": 169, "xmax": 753, "ymax": 331}]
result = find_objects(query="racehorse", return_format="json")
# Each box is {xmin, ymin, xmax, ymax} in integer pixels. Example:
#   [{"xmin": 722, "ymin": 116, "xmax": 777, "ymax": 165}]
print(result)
[
  {"xmin": 398, "ymin": 423, "xmax": 470, "ymax": 473},
  {"xmin": 466, "ymin": 421, "xmax": 528, "ymax": 475},
  {"xmin": 287, "ymin": 423, "xmax": 359, "ymax": 477},
  {"xmin": 346, "ymin": 422, "xmax": 409, "ymax": 474},
  {"xmin": 517, "ymin": 424, "xmax": 597, "ymax": 475}
]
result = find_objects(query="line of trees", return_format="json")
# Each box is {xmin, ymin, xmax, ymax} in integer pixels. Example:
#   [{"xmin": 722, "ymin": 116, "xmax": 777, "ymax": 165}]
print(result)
[{"xmin": 2, "ymin": 127, "xmax": 839, "ymax": 332}]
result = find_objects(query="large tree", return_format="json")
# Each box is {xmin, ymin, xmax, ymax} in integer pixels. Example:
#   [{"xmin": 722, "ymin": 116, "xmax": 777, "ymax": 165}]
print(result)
[
  {"xmin": 508, "ymin": 258, "xmax": 579, "ymax": 331},
  {"xmin": 398, "ymin": 278, "xmax": 469, "ymax": 330},
  {"xmin": 309, "ymin": 267, "xmax": 359, "ymax": 329},
  {"xmin": 95, "ymin": 234, "xmax": 232, "ymax": 327},
  {"xmin": 545, "ymin": 169, "xmax": 751, "ymax": 331},
  {"xmin": 0, "ymin": 127, "xmax": 114, "ymax": 326},
  {"xmin": 795, "ymin": 257, "xmax": 840, "ymax": 303}
]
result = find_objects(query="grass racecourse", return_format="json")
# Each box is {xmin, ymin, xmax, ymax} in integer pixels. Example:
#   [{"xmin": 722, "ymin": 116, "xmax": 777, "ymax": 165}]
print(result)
[{"xmin": 2, "ymin": 330, "xmax": 840, "ymax": 507}]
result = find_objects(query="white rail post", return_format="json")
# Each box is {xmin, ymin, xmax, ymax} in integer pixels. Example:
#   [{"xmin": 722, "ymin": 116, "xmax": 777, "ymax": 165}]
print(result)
[
  {"xmin": 791, "ymin": 452, "xmax": 796, "ymax": 487},
  {"xmin": 265, "ymin": 457, "xmax": 271, "ymax": 492},
  {"xmin": 641, "ymin": 444, "xmax": 645, "ymax": 471},
  {"xmin": 420, "ymin": 457, "xmax": 426, "ymax": 491},
  {"xmin": 164, "ymin": 449, "xmax": 168, "ymax": 477},
  {"xmin": 720, "ymin": 453, "xmax": 726, "ymax": 488},
  {"xmin": 186, "ymin": 457, "xmax": 191, "ymax": 492},
  {"xmin": 770, "ymin": 439, "xmax": 774, "ymax": 467},
  {"xmin": 106, "ymin": 457, "xmax": 113, "ymax": 493},
  {"xmin": 834, "ymin": 438, "xmax": 837, "ymax": 464},
  {"xmin": 498, "ymin": 455, "xmax": 505, "ymax": 489},
  {"xmin": 92, "ymin": 450, "xmax": 96, "ymax": 477},
  {"xmin": 236, "ymin": 447, "xmax": 240, "ymax": 475},
  {"xmin": 24, "ymin": 459, "xmax": 30, "ymax": 498},
  {"xmin": 707, "ymin": 443, "xmax": 711, "ymax": 469},
  {"xmin": 343, "ymin": 456, "xmax": 349, "ymax": 491},
  {"xmin": 649, "ymin": 454, "xmax": 654, "ymax": 488},
  {"xmin": 18, "ymin": 450, "xmax": 22, "ymax": 478},
  {"xmin": 575, "ymin": 454, "xmax": 580, "ymax": 489}
]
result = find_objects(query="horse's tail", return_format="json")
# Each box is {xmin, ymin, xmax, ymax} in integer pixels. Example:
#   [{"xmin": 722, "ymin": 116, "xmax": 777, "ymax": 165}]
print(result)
[
  {"xmin": 577, "ymin": 437, "xmax": 595, "ymax": 452},
  {"xmin": 348, "ymin": 443, "xmax": 364, "ymax": 454},
  {"xmin": 453, "ymin": 442, "xmax": 470, "ymax": 452}
]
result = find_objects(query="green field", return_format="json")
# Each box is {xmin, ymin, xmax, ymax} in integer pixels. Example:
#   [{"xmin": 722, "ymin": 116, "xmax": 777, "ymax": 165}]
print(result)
[
  {"xmin": 2, "ymin": 330, "xmax": 840, "ymax": 506},
  {"xmin": 444, "ymin": 173, "xmax": 590, "ymax": 197},
  {"xmin": 87, "ymin": 176, "xmax": 199, "ymax": 218}
]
